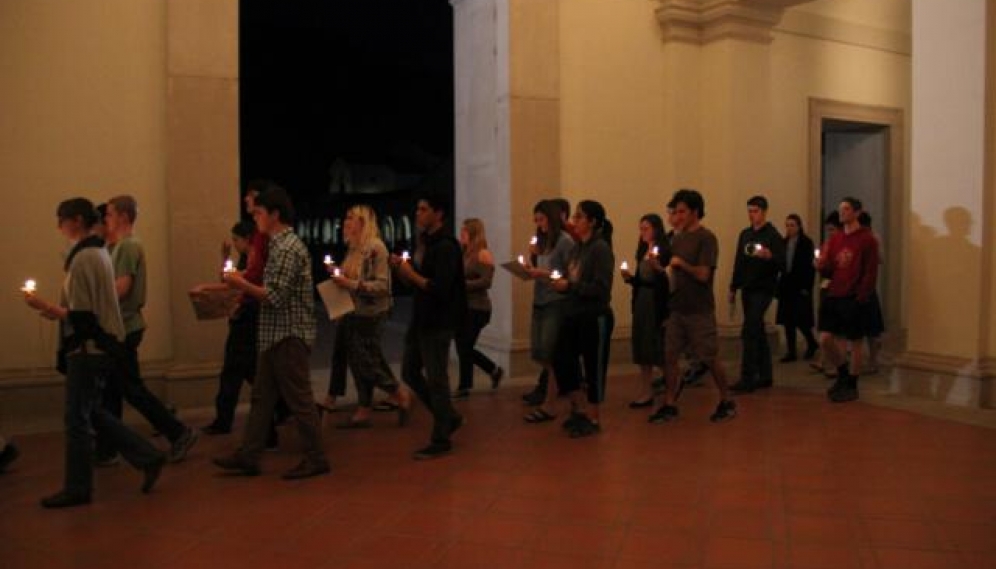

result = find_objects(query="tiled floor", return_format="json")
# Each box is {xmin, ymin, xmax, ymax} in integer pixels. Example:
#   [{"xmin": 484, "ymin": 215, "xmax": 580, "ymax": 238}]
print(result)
[{"xmin": 2, "ymin": 366, "xmax": 995, "ymax": 569}]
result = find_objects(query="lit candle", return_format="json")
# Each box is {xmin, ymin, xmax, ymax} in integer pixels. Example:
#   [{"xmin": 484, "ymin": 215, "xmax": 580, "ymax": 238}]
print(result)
[
  {"xmin": 333, "ymin": 267, "xmax": 342, "ymax": 277},
  {"xmin": 550, "ymin": 269, "xmax": 562, "ymax": 280},
  {"xmin": 651, "ymin": 246, "xmax": 659, "ymax": 257},
  {"xmin": 22, "ymin": 279, "xmax": 36, "ymax": 293},
  {"xmin": 401, "ymin": 251, "xmax": 411, "ymax": 262},
  {"xmin": 529, "ymin": 236, "xmax": 538, "ymax": 246},
  {"xmin": 223, "ymin": 260, "xmax": 235, "ymax": 273},
  {"xmin": 518, "ymin": 254, "xmax": 525, "ymax": 265},
  {"xmin": 754, "ymin": 243, "xmax": 763, "ymax": 253},
  {"xmin": 323, "ymin": 254, "xmax": 333, "ymax": 266},
  {"xmin": 620, "ymin": 261, "xmax": 629, "ymax": 271},
  {"xmin": 814, "ymin": 249, "xmax": 821, "ymax": 260}
]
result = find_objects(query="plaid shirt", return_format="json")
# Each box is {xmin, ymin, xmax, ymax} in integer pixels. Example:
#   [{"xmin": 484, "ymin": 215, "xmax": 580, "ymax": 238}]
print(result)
[{"xmin": 258, "ymin": 227, "xmax": 316, "ymax": 352}]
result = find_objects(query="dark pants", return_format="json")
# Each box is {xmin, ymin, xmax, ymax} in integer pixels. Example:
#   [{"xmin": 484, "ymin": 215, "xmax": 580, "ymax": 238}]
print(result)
[
  {"xmin": 456, "ymin": 309, "xmax": 498, "ymax": 390},
  {"xmin": 783, "ymin": 324, "xmax": 818, "ymax": 357},
  {"xmin": 401, "ymin": 325, "xmax": 461, "ymax": 444},
  {"xmin": 340, "ymin": 313, "xmax": 400, "ymax": 407},
  {"xmin": 241, "ymin": 338, "xmax": 324, "ymax": 463},
  {"xmin": 64, "ymin": 353, "xmax": 163, "ymax": 496},
  {"xmin": 327, "ymin": 320, "xmax": 348, "ymax": 398},
  {"xmin": 554, "ymin": 311, "xmax": 614, "ymax": 404},
  {"xmin": 740, "ymin": 289, "xmax": 773, "ymax": 385},
  {"xmin": 212, "ymin": 307, "xmax": 258, "ymax": 430},
  {"xmin": 96, "ymin": 330, "xmax": 185, "ymax": 458}
]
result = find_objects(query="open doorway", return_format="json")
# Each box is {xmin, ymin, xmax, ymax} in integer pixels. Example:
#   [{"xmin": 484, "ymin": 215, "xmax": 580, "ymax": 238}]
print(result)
[{"xmin": 809, "ymin": 99, "xmax": 906, "ymax": 339}]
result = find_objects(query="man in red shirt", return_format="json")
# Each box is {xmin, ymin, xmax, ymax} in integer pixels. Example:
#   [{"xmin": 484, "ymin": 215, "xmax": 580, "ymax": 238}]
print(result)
[{"xmin": 816, "ymin": 197, "xmax": 879, "ymax": 402}]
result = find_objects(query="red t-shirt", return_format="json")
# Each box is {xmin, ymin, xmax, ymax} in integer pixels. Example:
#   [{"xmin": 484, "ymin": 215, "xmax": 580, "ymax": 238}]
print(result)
[
  {"xmin": 820, "ymin": 226, "xmax": 879, "ymax": 301},
  {"xmin": 239, "ymin": 232, "xmax": 269, "ymax": 307}
]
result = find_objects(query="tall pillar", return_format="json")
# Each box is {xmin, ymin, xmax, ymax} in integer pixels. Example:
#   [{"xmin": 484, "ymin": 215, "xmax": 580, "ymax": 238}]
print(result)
[
  {"xmin": 893, "ymin": 0, "xmax": 995, "ymax": 407},
  {"xmin": 163, "ymin": 0, "xmax": 241, "ymax": 397}
]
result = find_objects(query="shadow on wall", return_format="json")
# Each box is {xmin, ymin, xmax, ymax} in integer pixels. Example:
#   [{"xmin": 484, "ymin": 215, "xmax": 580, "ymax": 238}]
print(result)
[{"xmin": 906, "ymin": 206, "xmax": 984, "ymax": 405}]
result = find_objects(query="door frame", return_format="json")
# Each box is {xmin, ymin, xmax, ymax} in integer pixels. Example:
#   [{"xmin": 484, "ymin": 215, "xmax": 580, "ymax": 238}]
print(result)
[{"xmin": 809, "ymin": 98, "xmax": 907, "ymax": 336}]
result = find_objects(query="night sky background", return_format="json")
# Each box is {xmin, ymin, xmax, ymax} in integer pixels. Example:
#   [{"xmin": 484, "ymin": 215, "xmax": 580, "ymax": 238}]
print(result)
[{"xmin": 239, "ymin": 0, "xmax": 454, "ymax": 218}]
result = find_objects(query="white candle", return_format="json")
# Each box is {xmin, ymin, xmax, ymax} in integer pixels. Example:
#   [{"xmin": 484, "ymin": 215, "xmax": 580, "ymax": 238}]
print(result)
[
  {"xmin": 22, "ymin": 279, "xmax": 36, "ymax": 293},
  {"xmin": 529, "ymin": 236, "xmax": 538, "ymax": 246},
  {"xmin": 550, "ymin": 269, "xmax": 562, "ymax": 280},
  {"xmin": 323, "ymin": 254, "xmax": 333, "ymax": 266},
  {"xmin": 754, "ymin": 243, "xmax": 763, "ymax": 253},
  {"xmin": 401, "ymin": 251, "xmax": 411, "ymax": 262},
  {"xmin": 620, "ymin": 261, "xmax": 629, "ymax": 271},
  {"xmin": 333, "ymin": 267, "xmax": 342, "ymax": 277},
  {"xmin": 651, "ymin": 246, "xmax": 659, "ymax": 257},
  {"xmin": 814, "ymin": 249, "xmax": 821, "ymax": 260},
  {"xmin": 518, "ymin": 255, "xmax": 525, "ymax": 265},
  {"xmin": 223, "ymin": 260, "xmax": 235, "ymax": 273}
]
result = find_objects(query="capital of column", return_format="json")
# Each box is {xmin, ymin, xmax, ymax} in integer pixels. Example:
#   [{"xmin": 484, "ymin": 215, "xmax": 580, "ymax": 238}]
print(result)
[{"xmin": 656, "ymin": 0, "xmax": 812, "ymax": 45}]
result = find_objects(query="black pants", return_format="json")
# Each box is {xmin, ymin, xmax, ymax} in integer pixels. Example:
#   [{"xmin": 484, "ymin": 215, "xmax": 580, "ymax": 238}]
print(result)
[
  {"xmin": 401, "ymin": 325, "xmax": 461, "ymax": 444},
  {"xmin": 455, "ymin": 309, "xmax": 498, "ymax": 390},
  {"xmin": 554, "ymin": 311, "xmax": 614, "ymax": 405},
  {"xmin": 783, "ymin": 324, "xmax": 818, "ymax": 357},
  {"xmin": 327, "ymin": 319, "xmax": 348, "ymax": 398},
  {"xmin": 96, "ymin": 330, "xmax": 185, "ymax": 458},
  {"xmin": 65, "ymin": 354, "xmax": 162, "ymax": 496},
  {"xmin": 212, "ymin": 307, "xmax": 258, "ymax": 430},
  {"xmin": 740, "ymin": 290, "xmax": 773, "ymax": 385}
]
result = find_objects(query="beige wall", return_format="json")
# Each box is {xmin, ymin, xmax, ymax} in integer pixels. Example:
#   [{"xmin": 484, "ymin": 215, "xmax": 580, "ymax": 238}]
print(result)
[
  {"xmin": 551, "ymin": 0, "xmax": 911, "ymax": 336},
  {"xmin": 0, "ymin": 1, "xmax": 171, "ymax": 371}
]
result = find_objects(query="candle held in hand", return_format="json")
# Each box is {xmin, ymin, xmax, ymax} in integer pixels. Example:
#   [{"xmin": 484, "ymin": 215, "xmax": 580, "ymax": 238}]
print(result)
[
  {"xmin": 323, "ymin": 254, "xmax": 333, "ymax": 266},
  {"xmin": 549, "ymin": 269, "xmax": 562, "ymax": 280},
  {"xmin": 651, "ymin": 246, "xmax": 659, "ymax": 257},
  {"xmin": 223, "ymin": 260, "xmax": 235, "ymax": 273},
  {"xmin": 401, "ymin": 251, "xmax": 411, "ymax": 262},
  {"xmin": 333, "ymin": 267, "xmax": 342, "ymax": 277},
  {"xmin": 518, "ymin": 255, "xmax": 525, "ymax": 265},
  {"xmin": 620, "ymin": 261, "xmax": 629, "ymax": 271},
  {"xmin": 529, "ymin": 236, "xmax": 538, "ymax": 246},
  {"xmin": 814, "ymin": 249, "xmax": 821, "ymax": 260},
  {"xmin": 22, "ymin": 279, "xmax": 36, "ymax": 293}
]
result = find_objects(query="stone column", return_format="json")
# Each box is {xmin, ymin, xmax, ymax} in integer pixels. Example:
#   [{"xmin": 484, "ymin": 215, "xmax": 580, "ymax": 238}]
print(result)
[
  {"xmin": 894, "ymin": 0, "xmax": 996, "ymax": 407},
  {"xmin": 163, "ymin": 0, "xmax": 241, "ymax": 403}
]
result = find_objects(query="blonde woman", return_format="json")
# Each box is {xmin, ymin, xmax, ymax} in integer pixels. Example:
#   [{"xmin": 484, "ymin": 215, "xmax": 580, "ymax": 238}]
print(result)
[
  {"xmin": 453, "ymin": 218, "xmax": 503, "ymax": 398},
  {"xmin": 324, "ymin": 205, "xmax": 410, "ymax": 427}
]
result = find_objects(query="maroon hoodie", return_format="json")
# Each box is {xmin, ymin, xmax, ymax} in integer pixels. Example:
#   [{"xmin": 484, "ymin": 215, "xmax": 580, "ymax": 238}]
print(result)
[{"xmin": 819, "ymin": 226, "xmax": 879, "ymax": 301}]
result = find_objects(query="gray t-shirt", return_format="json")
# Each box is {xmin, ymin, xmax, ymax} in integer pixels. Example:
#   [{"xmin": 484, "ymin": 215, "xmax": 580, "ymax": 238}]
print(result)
[
  {"xmin": 668, "ymin": 226, "xmax": 718, "ymax": 315},
  {"xmin": 110, "ymin": 235, "xmax": 146, "ymax": 334},
  {"xmin": 533, "ymin": 232, "xmax": 574, "ymax": 306},
  {"xmin": 61, "ymin": 246, "xmax": 126, "ymax": 345}
]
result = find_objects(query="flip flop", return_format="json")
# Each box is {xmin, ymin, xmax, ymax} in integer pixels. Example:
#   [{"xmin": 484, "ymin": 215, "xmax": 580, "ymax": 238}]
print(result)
[
  {"xmin": 524, "ymin": 409, "xmax": 556, "ymax": 423},
  {"xmin": 373, "ymin": 400, "xmax": 399, "ymax": 412}
]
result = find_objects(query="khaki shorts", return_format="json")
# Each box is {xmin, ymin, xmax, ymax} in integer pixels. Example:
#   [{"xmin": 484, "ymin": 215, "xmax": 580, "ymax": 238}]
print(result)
[{"xmin": 664, "ymin": 311, "xmax": 718, "ymax": 367}]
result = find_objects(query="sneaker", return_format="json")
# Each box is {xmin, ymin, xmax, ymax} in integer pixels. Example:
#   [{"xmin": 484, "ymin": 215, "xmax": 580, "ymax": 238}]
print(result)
[
  {"xmin": 648, "ymin": 405, "xmax": 679, "ymax": 424},
  {"xmin": 40, "ymin": 490, "xmax": 91, "ymax": 509},
  {"xmin": 709, "ymin": 400, "xmax": 737, "ymax": 422},
  {"xmin": 490, "ymin": 367, "xmax": 505, "ymax": 389},
  {"xmin": 281, "ymin": 458, "xmax": 331, "ymax": 480},
  {"xmin": 213, "ymin": 453, "xmax": 261, "ymax": 476},
  {"xmin": 93, "ymin": 453, "xmax": 120, "ymax": 468},
  {"xmin": 451, "ymin": 389, "xmax": 470, "ymax": 400},
  {"xmin": 568, "ymin": 416, "xmax": 601, "ymax": 439},
  {"xmin": 141, "ymin": 454, "xmax": 167, "ymax": 493},
  {"xmin": 0, "ymin": 442, "xmax": 20, "ymax": 472},
  {"xmin": 168, "ymin": 427, "xmax": 199, "ymax": 463},
  {"xmin": 413, "ymin": 442, "xmax": 452, "ymax": 460}
]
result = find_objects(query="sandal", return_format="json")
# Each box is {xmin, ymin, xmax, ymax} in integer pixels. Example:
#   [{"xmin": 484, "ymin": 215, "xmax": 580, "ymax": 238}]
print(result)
[
  {"xmin": 524, "ymin": 409, "xmax": 556, "ymax": 423},
  {"xmin": 373, "ymin": 400, "xmax": 399, "ymax": 412}
]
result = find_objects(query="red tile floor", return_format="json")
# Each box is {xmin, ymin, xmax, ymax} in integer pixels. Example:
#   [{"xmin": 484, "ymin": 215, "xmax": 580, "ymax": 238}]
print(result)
[{"xmin": 2, "ymin": 371, "xmax": 995, "ymax": 569}]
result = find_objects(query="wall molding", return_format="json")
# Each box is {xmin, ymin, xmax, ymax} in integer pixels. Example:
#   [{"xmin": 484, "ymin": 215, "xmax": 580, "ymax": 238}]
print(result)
[{"xmin": 655, "ymin": 0, "xmax": 813, "ymax": 45}]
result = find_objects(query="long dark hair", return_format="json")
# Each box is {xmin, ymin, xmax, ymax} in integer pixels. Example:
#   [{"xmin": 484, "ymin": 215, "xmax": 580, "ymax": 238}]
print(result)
[
  {"xmin": 533, "ymin": 199, "xmax": 564, "ymax": 254},
  {"xmin": 786, "ymin": 213, "xmax": 806, "ymax": 239},
  {"xmin": 577, "ymin": 200, "xmax": 613, "ymax": 248},
  {"xmin": 636, "ymin": 214, "xmax": 665, "ymax": 261}
]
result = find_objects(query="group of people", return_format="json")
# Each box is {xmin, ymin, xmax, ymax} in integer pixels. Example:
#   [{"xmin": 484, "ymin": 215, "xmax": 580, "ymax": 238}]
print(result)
[{"xmin": 14, "ymin": 182, "xmax": 880, "ymax": 508}]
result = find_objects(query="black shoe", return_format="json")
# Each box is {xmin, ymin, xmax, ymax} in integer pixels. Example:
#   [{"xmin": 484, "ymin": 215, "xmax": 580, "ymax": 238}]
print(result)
[
  {"xmin": 40, "ymin": 490, "xmax": 91, "ymax": 509},
  {"xmin": 93, "ymin": 453, "xmax": 120, "ymax": 468},
  {"xmin": 648, "ymin": 405, "xmax": 679, "ymax": 424},
  {"xmin": 451, "ymin": 389, "xmax": 470, "ymax": 400},
  {"xmin": 490, "ymin": 367, "xmax": 504, "ymax": 389},
  {"xmin": 213, "ymin": 453, "xmax": 261, "ymax": 476},
  {"xmin": 779, "ymin": 354, "xmax": 798, "ymax": 363},
  {"xmin": 200, "ymin": 424, "xmax": 231, "ymax": 436},
  {"xmin": 413, "ymin": 442, "xmax": 452, "ymax": 460},
  {"xmin": 568, "ymin": 416, "xmax": 601, "ymax": 439},
  {"xmin": 449, "ymin": 415, "xmax": 465, "ymax": 436},
  {"xmin": 522, "ymin": 389, "xmax": 546, "ymax": 406},
  {"xmin": 826, "ymin": 376, "xmax": 847, "ymax": 397},
  {"xmin": 730, "ymin": 380, "xmax": 755, "ymax": 394},
  {"xmin": 281, "ymin": 458, "xmax": 330, "ymax": 480},
  {"xmin": 710, "ymin": 400, "xmax": 737, "ymax": 422},
  {"xmin": 0, "ymin": 443, "xmax": 19, "ymax": 472},
  {"xmin": 628, "ymin": 398, "xmax": 654, "ymax": 409},
  {"xmin": 141, "ymin": 454, "xmax": 166, "ymax": 494},
  {"xmin": 803, "ymin": 346, "xmax": 818, "ymax": 360},
  {"xmin": 829, "ymin": 377, "xmax": 859, "ymax": 403},
  {"xmin": 168, "ymin": 427, "xmax": 199, "ymax": 463},
  {"xmin": 561, "ymin": 412, "xmax": 585, "ymax": 431}
]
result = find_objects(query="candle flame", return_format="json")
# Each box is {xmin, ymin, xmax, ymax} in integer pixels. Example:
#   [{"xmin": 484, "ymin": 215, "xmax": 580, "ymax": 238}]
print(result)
[{"xmin": 22, "ymin": 279, "xmax": 36, "ymax": 293}]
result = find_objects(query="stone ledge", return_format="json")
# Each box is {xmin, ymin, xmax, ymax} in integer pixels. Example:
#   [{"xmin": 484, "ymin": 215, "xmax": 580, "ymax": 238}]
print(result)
[{"xmin": 890, "ymin": 351, "xmax": 995, "ymax": 409}]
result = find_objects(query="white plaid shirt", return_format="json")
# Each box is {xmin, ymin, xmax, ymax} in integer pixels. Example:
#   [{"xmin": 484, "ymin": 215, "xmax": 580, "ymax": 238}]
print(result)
[{"xmin": 258, "ymin": 228, "xmax": 315, "ymax": 351}]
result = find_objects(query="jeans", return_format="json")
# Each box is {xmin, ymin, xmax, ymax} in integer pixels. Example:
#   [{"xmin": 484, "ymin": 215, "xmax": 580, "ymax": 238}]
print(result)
[
  {"xmin": 96, "ymin": 329, "xmax": 185, "ymax": 458},
  {"xmin": 401, "ymin": 325, "xmax": 460, "ymax": 444},
  {"xmin": 455, "ymin": 309, "xmax": 497, "ymax": 390},
  {"xmin": 64, "ymin": 353, "xmax": 162, "ymax": 496},
  {"xmin": 740, "ymin": 289, "xmax": 773, "ymax": 384}
]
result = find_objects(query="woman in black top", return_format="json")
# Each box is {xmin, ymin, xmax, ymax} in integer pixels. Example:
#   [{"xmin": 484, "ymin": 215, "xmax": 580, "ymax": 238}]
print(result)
[
  {"xmin": 775, "ymin": 214, "xmax": 818, "ymax": 361},
  {"xmin": 621, "ymin": 214, "xmax": 669, "ymax": 407}
]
